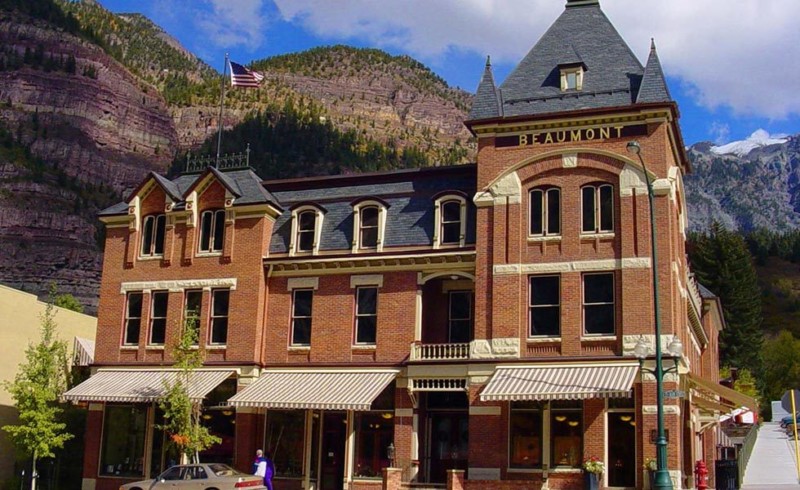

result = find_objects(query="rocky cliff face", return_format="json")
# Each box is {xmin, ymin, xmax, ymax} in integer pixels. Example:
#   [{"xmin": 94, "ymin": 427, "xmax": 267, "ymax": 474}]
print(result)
[{"xmin": 685, "ymin": 132, "xmax": 800, "ymax": 232}]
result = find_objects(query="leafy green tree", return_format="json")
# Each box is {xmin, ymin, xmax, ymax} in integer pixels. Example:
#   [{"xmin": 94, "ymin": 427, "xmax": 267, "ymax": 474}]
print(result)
[
  {"xmin": 157, "ymin": 315, "xmax": 220, "ymax": 463},
  {"xmin": 54, "ymin": 292, "xmax": 83, "ymax": 313},
  {"xmin": 761, "ymin": 330, "xmax": 800, "ymax": 406},
  {"xmin": 689, "ymin": 222, "xmax": 764, "ymax": 374},
  {"xmin": 2, "ymin": 294, "xmax": 72, "ymax": 490},
  {"xmin": 720, "ymin": 366, "xmax": 760, "ymax": 400}
]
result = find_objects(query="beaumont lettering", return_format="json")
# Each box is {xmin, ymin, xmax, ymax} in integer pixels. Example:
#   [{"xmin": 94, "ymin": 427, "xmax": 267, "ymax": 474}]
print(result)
[{"xmin": 512, "ymin": 125, "xmax": 634, "ymax": 147}]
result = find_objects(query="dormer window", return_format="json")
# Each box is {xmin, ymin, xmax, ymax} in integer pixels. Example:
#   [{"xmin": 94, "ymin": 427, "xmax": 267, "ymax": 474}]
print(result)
[
  {"xmin": 290, "ymin": 204, "xmax": 325, "ymax": 256},
  {"xmin": 559, "ymin": 64, "xmax": 585, "ymax": 91},
  {"xmin": 352, "ymin": 199, "xmax": 389, "ymax": 252},
  {"xmin": 434, "ymin": 193, "xmax": 467, "ymax": 248},
  {"xmin": 199, "ymin": 209, "xmax": 225, "ymax": 254},
  {"xmin": 140, "ymin": 214, "xmax": 166, "ymax": 257}
]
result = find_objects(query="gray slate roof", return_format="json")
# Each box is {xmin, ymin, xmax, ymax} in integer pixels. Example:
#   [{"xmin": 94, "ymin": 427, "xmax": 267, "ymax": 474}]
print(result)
[
  {"xmin": 636, "ymin": 40, "xmax": 672, "ymax": 104},
  {"xmin": 467, "ymin": 0, "xmax": 672, "ymax": 122},
  {"xmin": 698, "ymin": 283, "xmax": 717, "ymax": 299},
  {"xmin": 468, "ymin": 57, "xmax": 503, "ymax": 121},
  {"xmin": 99, "ymin": 168, "xmax": 279, "ymax": 216},
  {"xmin": 267, "ymin": 166, "xmax": 477, "ymax": 254}
]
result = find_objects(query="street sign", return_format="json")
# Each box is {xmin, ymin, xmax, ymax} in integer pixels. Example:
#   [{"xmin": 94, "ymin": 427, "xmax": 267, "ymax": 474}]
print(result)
[
  {"xmin": 781, "ymin": 389, "xmax": 800, "ymax": 413},
  {"xmin": 664, "ymin": 389, "xmax": 685, "ymax": 399}
]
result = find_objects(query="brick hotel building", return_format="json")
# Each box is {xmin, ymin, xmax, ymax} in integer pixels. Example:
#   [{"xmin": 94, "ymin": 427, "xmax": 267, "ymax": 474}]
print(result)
[{"xmin": 65, "ymin": 1, "xmax": 755, "ymax": 489}]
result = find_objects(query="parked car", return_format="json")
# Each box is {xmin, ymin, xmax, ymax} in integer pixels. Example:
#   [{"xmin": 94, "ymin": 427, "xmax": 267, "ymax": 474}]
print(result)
[
  {"xmin": 780, "ymin": 413, "xmax": 800, "ymax": 427},
  {"xmin": 120, "ymin": 463, "xmax": 266, "ymax": 490}
]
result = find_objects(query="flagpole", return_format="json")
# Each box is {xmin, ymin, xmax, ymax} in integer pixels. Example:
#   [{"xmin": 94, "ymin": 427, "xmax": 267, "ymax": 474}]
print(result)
[{"xmin": 215, "ymin": 52, "xmax": 228, "ymax": 167}]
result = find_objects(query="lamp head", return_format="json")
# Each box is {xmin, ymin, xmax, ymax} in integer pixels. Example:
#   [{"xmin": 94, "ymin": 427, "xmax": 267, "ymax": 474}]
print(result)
[
  {"xmin": 633, "ymin": 337, "xmax": 649, "ymax": 360},
  {"xmin": 626, "ymin": 140, "xmax": 641, "ymax": 155},
  {"xmin": 667, "ymin": 336, "xmax": 684, "ymax": 357}
]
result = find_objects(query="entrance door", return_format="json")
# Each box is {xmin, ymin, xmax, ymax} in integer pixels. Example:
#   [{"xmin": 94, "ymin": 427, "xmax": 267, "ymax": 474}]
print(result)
[
  {"xmin": 608, "ymin": 411, "xmax": 636, "ymax": 487},
  {"xmin": 427, "ymin": 412, "xmax": 469, "ymax": 483},
  {"xmin": 319, "ymin": 412, "xmax": 346, "ymax": 490}
]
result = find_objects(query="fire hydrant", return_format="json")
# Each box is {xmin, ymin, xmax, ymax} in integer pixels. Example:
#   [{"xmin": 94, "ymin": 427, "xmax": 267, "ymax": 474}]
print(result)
[{"xmin": 694, "ymin": 460, "xmax": 709, "ymax": 490}]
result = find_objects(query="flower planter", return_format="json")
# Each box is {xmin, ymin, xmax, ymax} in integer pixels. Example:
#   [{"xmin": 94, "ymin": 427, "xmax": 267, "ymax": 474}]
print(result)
[{"xmin": 584, "ymin": 471, "xmax": 601, "ymax": 490}]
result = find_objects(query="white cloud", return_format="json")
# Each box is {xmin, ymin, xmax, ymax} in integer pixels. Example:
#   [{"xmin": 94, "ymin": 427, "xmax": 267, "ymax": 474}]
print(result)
[
  {"xmin": 271, "ymin": 0, "xmax": 800, "ymax": 119},
  {"xmin": 194, "ymin": 0, "xmax": 268, "ymax": 50},
  {"xmin": 708, "ymin": 122, "xmax": 731, "ymax": 145}
]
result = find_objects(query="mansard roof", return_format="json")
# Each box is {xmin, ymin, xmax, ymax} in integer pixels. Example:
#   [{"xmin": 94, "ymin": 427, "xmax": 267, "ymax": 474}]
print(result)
[
  {"xmin": 467, "ymin": 0, "xmax": 673, "ymax": 124},
  {"xmin": 265, "ymin": 165, "xmax": 477, "ymax": 254}
]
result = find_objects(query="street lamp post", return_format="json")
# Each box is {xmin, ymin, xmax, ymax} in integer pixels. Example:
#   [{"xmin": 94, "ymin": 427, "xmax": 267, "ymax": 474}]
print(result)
[{"xmin": 626, "ymin": 140, "xmax": 673, "ymax": 490}]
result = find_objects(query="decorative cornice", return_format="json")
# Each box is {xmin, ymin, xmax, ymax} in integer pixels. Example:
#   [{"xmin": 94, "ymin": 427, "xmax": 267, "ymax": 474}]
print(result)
[
  {"xmin": 494, "ymin": 258, "xmax": 651, "ymax": 276},
  {"xmin": 267, "ymin": 250, "xmax": 476, "ymax": 277},
  {"xmin": 120, "ymin": 277, "xmax": 238, "ymax": 293}
]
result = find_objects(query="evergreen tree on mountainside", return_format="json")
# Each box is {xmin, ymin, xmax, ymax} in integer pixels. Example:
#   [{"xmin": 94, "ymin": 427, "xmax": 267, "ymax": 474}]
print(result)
[
  {"xmin": 175, "ymin": 97, "xmax": 430, "ymax": 179},
  {"xmin": 688, "ymin": 222, "xmax": 764, "ymax": 374}
]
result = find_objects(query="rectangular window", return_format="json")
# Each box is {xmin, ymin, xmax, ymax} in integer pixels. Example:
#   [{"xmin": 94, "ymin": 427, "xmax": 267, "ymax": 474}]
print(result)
[
  {"xmin": 123, "ymin": 292, "xmax": 143, "ymax": 345},
  {"xmin": 530, "ymin": 188, "xmax": 560, "ymax": 236},
  {"xmin": 199, "ymin": 210, "xmax": 225, "ymax": 253},
  {"xmin": 355, "ymin": 286, "xmax": 378, "ymax": 344},
  {"xmin": 510, "ymin": 401, "xmax": 543, "ymax": 469},
  {"xmin": 265, "ymin": 410, "xmax": 305, "ymax": 478},
  {"xmin": 530, "ymin": 276, "xmax": 560, "ymax": 336},
  {"xmin": 100, "ymin": 404, "xmax": 147, "ymax": 477},
  {"xmin": 291, "ymin": 289, "xmax": 313, "ymax": 345},
  {"xmin": 149, "ymin": 291, "xmax": 168, "ymax": 345},
  {"xmin": 210, "ymin": 289, "xmax": 229, "ymax": 345},
  {"xmin": 448, "ymin": 291, "xmax": 473, "ymax": 343},
  {"xmin": 583, "ymin": 273, "xmax": 615, "ymax": 335},
  {"xmin": 440, "ymin": 200, "xmax": 462, "ymax": 244},
  {"xmin": 184, "ymin": 290, "xmax": 202, "ymax": 344},
  {"xmin": 297, "ymin": 211, "xmax": 316, "ymax": 252},
  {"xmin": 360, "ymin": 206, "xmax": 379, "ymax": 249},
  {"xmin": 354, "ymin": 411, "xmax": 394, "ymax": 478},
  {"xmin": 551, "ymin": 400, "xmax": 583, "ymax": 468},
  {"xmin": 582, "ymin": 184, "xmax": 614, "ymax": 233},
  {"xmin": 141, "ymin": 214, "xmax": 166, "ymax": 257}
]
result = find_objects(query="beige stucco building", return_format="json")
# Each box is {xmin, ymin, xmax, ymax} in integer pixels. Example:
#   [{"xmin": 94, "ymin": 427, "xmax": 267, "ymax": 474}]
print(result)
[{"xmin": 0, "ymin": 284, "xmax": 97, "ymax": 484}]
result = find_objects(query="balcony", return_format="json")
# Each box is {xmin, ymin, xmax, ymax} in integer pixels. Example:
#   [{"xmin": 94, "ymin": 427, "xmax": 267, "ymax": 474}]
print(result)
[{"xmin": 410, "ymin": 341, "xmax": 470, "ymax": 361}]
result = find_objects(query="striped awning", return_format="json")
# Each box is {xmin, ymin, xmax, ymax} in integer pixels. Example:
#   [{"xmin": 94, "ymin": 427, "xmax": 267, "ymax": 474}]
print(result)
[
  {"xmin": 72, "ymin": 337, "xmax": 95, "ymax": 367},
  {"xmin": 229, "ymin": 370, "xmax": 398, "ymax": 411},
  {"xmin": 480, "ymin": 363, "xmax": 639, "ymax": 401},
  {"xmin": 62, "ymin": 369, "xmax": 234, "ymax": 403}
]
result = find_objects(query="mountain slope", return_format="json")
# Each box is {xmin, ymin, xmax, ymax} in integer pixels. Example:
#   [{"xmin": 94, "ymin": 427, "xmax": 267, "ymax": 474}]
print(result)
[{"xmin": 685, "ymin": 132, "xmax": 800, "ymax": 231}]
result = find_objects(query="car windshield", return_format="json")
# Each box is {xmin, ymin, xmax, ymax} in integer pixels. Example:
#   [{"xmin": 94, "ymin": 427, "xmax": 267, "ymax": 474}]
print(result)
[{"xmin": 208, "ymin": 463, "xmax": 241, "ymax": 477}]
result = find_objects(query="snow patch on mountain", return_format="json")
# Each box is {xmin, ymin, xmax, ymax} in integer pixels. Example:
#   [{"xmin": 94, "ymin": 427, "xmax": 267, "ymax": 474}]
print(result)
[{"xmin": 711, "ymin": 129, "xmax": 788, "ymax": 157}]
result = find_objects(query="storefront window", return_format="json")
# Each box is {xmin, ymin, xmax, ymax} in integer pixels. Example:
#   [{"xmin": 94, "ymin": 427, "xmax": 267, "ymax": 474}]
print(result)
[
  {"xmin": 550, "ymin": 400, "xmax": 583, "ymax": 468},
  {"xmin": 509, "ymin": 401, "xmax": 543, "ymax": 468},
  {"xmin": 266, "ymin": 410, "xmax": 305, "ymax": 478},
  {"xmin": 354, "ymin": 412, "xmax": 394, "ymax": 478},
  {"xmin": 100, "ymin": 405, "xmax": 147, "ymax": 477}
]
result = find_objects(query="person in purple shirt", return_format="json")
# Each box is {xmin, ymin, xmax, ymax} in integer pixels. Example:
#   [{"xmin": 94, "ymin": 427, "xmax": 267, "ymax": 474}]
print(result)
[{"xmin": 252, "ymin": 449, "xmax": 275, "ymax": 490}]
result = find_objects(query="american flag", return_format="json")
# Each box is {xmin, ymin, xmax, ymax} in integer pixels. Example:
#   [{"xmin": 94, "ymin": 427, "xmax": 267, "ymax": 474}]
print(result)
[{"xmin": 229, "ymin": 61, "xmax": 264, "ymax": 88}]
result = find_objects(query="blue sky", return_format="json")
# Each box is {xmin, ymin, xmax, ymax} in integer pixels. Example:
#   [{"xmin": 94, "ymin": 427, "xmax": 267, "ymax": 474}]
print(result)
[{"xmin": 98, "ymin": 0, "xmax": 800, "ymax": 146}]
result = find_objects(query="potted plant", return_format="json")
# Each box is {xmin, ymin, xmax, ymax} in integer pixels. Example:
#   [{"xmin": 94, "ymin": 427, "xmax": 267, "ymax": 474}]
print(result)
[
  {"xmin": 644, "ymin": 457, "xmax": 657, "ymax": 489},
  {"xmin": 583, "ymin": 456, "xmax": 605, "ymax": 490}
]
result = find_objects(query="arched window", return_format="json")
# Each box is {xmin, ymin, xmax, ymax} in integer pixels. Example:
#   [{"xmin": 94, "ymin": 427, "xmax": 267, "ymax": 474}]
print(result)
[
  {"xmin": 529, "ymin": 187, "xmax": 561, "ymax": 236},
  {"xmin": 359, "ymin": 206, "xmax": 379, "ymax": 249},
  {"xmin": 290, "ymin": 205, "xmax": 325, "ymax": 255},
  {"xmin": 351, "ymin": 199, "xmax": 388, "ymax": 252},
  {"xmin": 434, "ymin": 194, "xmax": 467, "ymax": 248},
  {"xmin": 140, "ymin": 214, "xmax": 166, "ymax": 257},
  {"xmin": 581, "ymin": 184, "xmax": 614, "ymax": 234},
  {"xmin": 199, "ymin": 209, "xmax": 225, "ymax": 253}
]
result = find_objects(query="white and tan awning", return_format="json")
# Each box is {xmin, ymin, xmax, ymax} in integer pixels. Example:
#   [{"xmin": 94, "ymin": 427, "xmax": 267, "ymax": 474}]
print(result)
[
  {"xmin": 72, "ymin": 337, "xmax": 95, "ymax": 367},
  {"xmin": 480, "ymin": 363, "xmax": 639, "ymax": 401},
  {"xmin": 229, "ymin": 370, "xmax": 398, "ymax": 411},
  {"xmin": 62, "ymin": 369, "xmax": 234, "ymax": 403}
]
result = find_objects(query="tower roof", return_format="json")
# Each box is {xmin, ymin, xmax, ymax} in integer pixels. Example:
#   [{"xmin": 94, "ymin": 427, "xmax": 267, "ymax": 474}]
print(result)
[
  {"xmin": 471, "ymin": 0, "xmax": 664, "ymax": 121},
  {"xmin": 636, "ymin": 39, "xmax": 672, "ymax": 104},
  {"xmin": 468, "ymin": 56, "xmax": 503, "ymax": 120}
]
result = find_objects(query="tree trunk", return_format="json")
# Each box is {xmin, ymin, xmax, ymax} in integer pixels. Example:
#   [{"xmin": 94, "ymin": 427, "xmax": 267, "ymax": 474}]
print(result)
[{"xmin": 30, "ymin": 450, "xmax": 37, "ymax": 490}]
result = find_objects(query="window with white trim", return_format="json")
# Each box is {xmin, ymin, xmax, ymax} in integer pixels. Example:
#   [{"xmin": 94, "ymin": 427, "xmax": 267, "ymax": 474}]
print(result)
[
  {"xmin": 141, "ymin": 214, "xmax": 166, "ymax": 257},
  {"xmin": 199, "ymin": 209, "xmax": 225, "ymax": 253},
  {"xmin": 355, "ymin": 286, "xmax": 378, "ymax": 344},
  {"xmin": 529, "ymin": 275, "xmax": 560, "ymax": 337},
  {"xmin": 291, "ymin": 206, "xmax": 324, "ymax": 255},
  {"xmin": 581, "ymin": 184, "xmax": 614, "ymax": 234},
  {"xmin": 184, "ymin": 290, "xmax": 202, "ymax": 344},
  {"xmin": 356, "ymin": 204, "xmax": 382, "ymax": 250},
  {"xmin": 123, "ymin": 292, "xmax": 143, "ymax": 345},
  {"xmin": 583, "ymin": 272, "xmax": 614, "ymax": 335},
  {"xmin": 529, "ymin": 188, "xmax": 560, "ymax": 236},
  {"xmin": 291, "ymin": 289, "xmax": 313, "ymax": 346},
  {"xmin": 209, "ymin": 289, "xmax": 229, "ymax": 345},
  {"xmin": 560, "ymin": 67, "xmax": 584, "ymax": 91},
  {"xmin": 434, "ymin": 195, "xmax": 466, "ymax": 248},
  {"xmin": 149, "ymin": 291, "xmax": 168, "ymax": 345}
]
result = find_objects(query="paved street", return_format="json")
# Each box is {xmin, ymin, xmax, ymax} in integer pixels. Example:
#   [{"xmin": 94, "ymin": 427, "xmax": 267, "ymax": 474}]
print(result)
[{"xmin": 741, "ymin": 422, "xmax": 799, "ymax": 488}]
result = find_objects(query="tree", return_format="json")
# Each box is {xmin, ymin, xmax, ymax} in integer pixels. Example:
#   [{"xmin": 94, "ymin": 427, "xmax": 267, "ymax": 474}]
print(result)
[
  {"xmin": 761, "ymin": 330, "xmax": 800, "ymax": 406},
  {"xmin": 157, "ymin": 315, "xmax": 220, "ymax": 463},
  {"xmin": 2, "ymin": 294, "xmax": 72, "ymax": 490},
  {"xmin": 54, "ymin": 293, "xmax": 83, "ymax": 313},
  {"xmin": 689, "ymin": 222, "xmax": 764, "ymax": 374}
]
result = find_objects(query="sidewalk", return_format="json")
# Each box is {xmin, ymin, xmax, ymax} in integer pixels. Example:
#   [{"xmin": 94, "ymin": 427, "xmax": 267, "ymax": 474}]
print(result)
[{"xmin": 741, "ymin": 422, "xmax": 799, "ymax": 487}]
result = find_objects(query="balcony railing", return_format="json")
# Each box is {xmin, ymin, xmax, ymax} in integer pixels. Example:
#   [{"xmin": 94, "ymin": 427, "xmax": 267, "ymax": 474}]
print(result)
[{"xmin": 410, "ymin": 342, "xmax": 470, "ymax": 361}]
